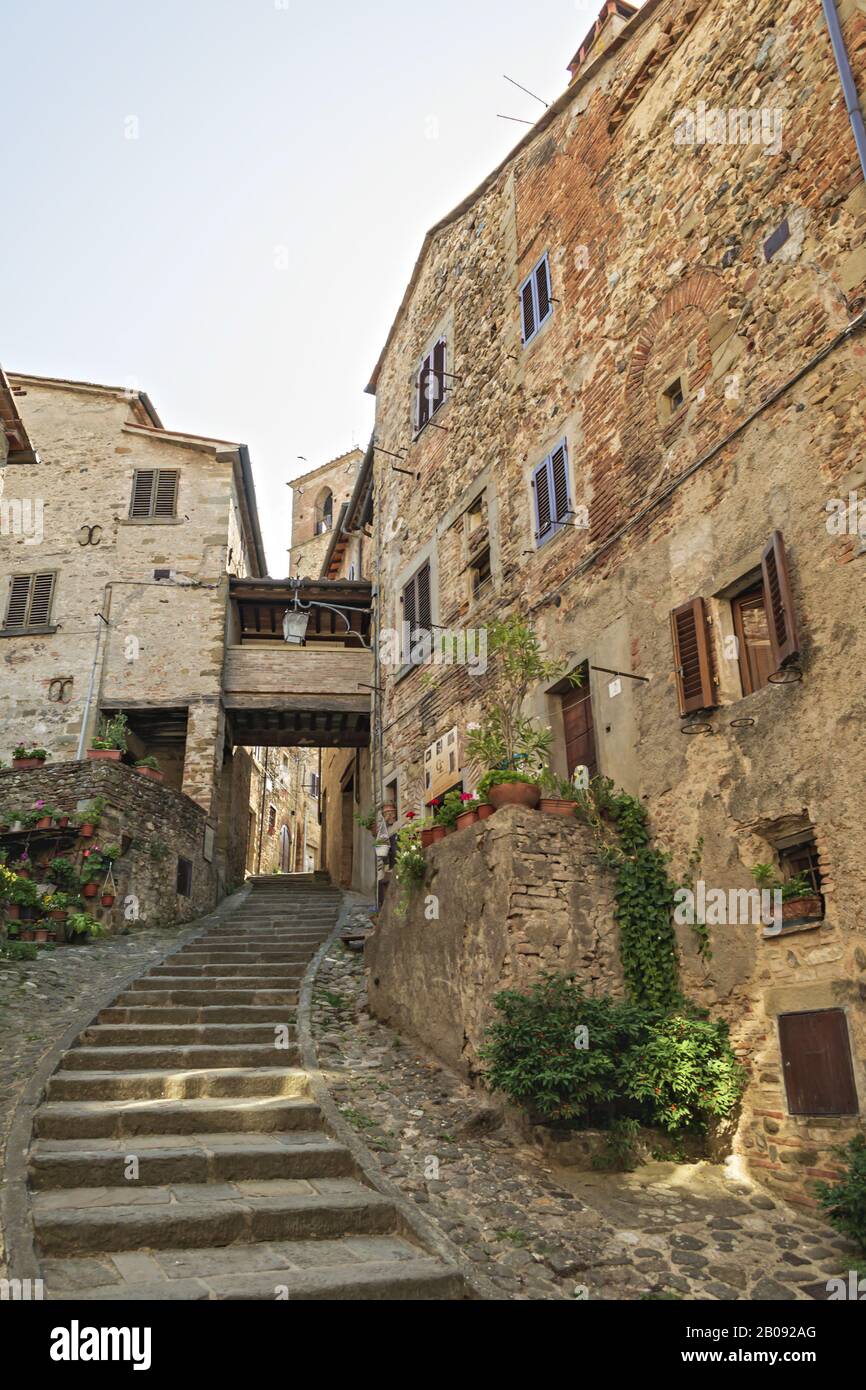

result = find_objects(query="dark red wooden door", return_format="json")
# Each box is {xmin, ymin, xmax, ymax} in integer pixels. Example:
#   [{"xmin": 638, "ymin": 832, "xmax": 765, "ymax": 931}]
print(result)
[
  {"xmin": 561, "ymin": 683, "xmax": 598, "ymax": 781},
  {"xmin": 778, "ymin": 1010, "xmax": 859, "ymax": 1116}
]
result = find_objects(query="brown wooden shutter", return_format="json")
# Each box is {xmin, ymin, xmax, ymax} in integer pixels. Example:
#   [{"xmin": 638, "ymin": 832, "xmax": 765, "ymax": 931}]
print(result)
[
  {"xmin": 432, "ymin": 338, "xmax": 446, "ymax": 414},
  {"xmin": 130, "ymin": 469, "xmax": 156, "ymax": 518},
  {"xmin": 761, "ymin": 531, "xmax": 799, "ymax": 670},
  {"xmin": 670, "ymin": 597, "xmax": 716, "ymax": 715},
  {"xmin": 778, "ymin": 1010, "xmax": 859, "ymax": 1116},
  {"xmin": 417, "ymin": 354, "xmax": 431, "ymax": 431},
  {"xmin": 535, "ymin": 257, "xmax": 551, "ymax": 322},
  {"xmin": 4, "ymin": 575, "xmax": 31, "ymax": 628},
  {"xmin": 550, "ymin": 443, "xmax": 569, "ymax": 522},
  {"xmin": 402, "ymin": 576, "xmax": 416, "ymax": 633},
  {"xmin": 153, "ymin": 470, "xmax": 179, "ymax": 517},
  {"xmin": 416, "ymin": 562, "xmax": 432, "ymax": 632},
  {"xmin": 28, "ymin": 573, "xmax": 55, "ymax": 626},
  {"xmin": 521, "ymin": 279, "xmax": 536, "ymax": 343}
]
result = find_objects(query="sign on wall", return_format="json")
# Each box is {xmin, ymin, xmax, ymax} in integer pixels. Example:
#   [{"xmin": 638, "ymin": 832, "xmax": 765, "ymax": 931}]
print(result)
[{"xmin": 424, "ymin": 726, "xmax": 460, "ymax": 803}]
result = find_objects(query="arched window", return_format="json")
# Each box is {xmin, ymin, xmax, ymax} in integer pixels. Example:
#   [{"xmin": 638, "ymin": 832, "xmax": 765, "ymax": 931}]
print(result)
[{"xmin": 316, "ymin": 488, "xmax": 333, "ymax": 535}]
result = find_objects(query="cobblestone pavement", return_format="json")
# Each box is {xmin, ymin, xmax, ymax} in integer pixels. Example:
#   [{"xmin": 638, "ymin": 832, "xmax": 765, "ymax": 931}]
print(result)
[
  {"xmin": 0, "ymin": 926, "xmax": 191, "ymax": 1276},
  {"xmin": 312, "ymin": 931, "xmax": 858, "ymax": 1302}
]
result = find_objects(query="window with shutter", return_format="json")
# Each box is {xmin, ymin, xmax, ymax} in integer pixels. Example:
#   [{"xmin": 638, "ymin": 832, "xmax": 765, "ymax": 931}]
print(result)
[
  {"xmin": 670, "ymin": 597, "xmax": 716, "ymax": 715},
  {"xmin": 761, "ymin": 531, "xmax": 799, "ymax": 670},
  {"xmin": 532, "ymin": 440, "xmax": 571, "ymax": 546},
  {"xmin": 520, "ymin": 253, "xmax": 554, "ymax": 345},
  {"xmin": 3, "ymin": 572, "xmax": 56, "ymax": 631},
  {"xmin": 401, "ymin": 561, "xmax": 433, "ymax": 668},
  {"xmin": 415, "ymin": 338, "xmax": 446, "ymax": 433},
  {"xmin": 130, "ymin": 468, "xmax": 179, "ymax": 519}
]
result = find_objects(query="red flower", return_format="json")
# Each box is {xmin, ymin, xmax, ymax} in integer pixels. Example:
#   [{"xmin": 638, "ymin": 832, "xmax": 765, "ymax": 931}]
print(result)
[
  {"xmin": 405, "ymin": 810, "xmax": 417, "ymax": 820},
  {"xmin": 460, "ymin": 793, "xmax": 473, "ymax": 802}
]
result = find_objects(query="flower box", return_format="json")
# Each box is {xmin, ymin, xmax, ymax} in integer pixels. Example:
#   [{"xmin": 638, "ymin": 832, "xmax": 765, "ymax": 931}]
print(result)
[
  {"xmin": 87, "ymin": 749, "xmax": 122, "ymax": 762},
  {"xmin": 782, "ymin": 895, "xmax": 824, "ymax": 926},
  {"xmin": 134, "ymin": 764, "xmax": 163, "ymax": 782},
  {"xmin": 12, "ymin": 758, "xmax": 42, "ymax": 771},
  {"xmin": 487, "ymin": 781, "xmax": 540, "ymax": 810},
  {"xmin": 538, "ymin": 797, "xmax": 577, "ymax": 817}
]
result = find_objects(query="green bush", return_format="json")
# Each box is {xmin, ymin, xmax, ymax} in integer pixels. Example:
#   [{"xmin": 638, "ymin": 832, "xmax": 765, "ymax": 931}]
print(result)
[
  {"xmin": 480, "ymin": 972, "xmax": 746, "ymax": 1135},
  {"xmin": 815, "ymin": 1135, "xmax": 866, "ymax": 1254}
]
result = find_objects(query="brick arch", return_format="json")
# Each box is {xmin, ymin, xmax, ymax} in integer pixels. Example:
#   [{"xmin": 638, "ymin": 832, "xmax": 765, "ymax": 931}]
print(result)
[{"xmin": 625, "ymin": 270, "xmax": 725, "ymax": 395}]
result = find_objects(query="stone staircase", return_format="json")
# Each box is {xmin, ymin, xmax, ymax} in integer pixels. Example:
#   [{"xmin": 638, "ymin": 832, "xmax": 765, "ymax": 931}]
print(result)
[{"xmin": 26, "ymin": 876, "xmax": 463, "ymax": 1300}]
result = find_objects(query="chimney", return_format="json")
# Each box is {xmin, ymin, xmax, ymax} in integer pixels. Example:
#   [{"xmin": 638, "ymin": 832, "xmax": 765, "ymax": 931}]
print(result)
[{"xmin": 567, "ymin": 1, "xmax": 639, "ymax": 84}]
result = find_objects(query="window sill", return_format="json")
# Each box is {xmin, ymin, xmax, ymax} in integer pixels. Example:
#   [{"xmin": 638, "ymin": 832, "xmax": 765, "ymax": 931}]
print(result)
[
  {"xmin": 0, "ymin": 625, "xmax": 58, "ymax": 639},
  {"xmin": 119, "ymin": 517, "xmax": 182, "ymax": 526},
  {"xmin": 522, "ymin": 310, "xmax": 555, "ymax": 352},
  {"xmin": 762, "ymin": 917, "xmax": 825, "ymax": 939},
  {"xmin": 535, "ymin": 519, "xmax": 570, "ymax": 551}
]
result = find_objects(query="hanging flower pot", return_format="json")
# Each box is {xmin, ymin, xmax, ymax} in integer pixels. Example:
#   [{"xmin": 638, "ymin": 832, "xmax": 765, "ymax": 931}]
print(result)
[
  {"xmin": 82, "ymin": 882, "xmax": 99, "ymax": 899},
  {"xmin": 476, "ymin": 803, "xmax": 495, "ymax": 820},
  {"xmin": 373, "ymin": 841, "xmax": 390, "ymax": 861},
  {"xmin": 100, "ymin": 892, "xmax": 116, "ymax": 908},
  {"xmin": 87, "ymin": 748, "xmax": 122, "ymax": 762},
  {"xmin": 486, "ymin": 780, "xmax": 540, "ymax": 811}
]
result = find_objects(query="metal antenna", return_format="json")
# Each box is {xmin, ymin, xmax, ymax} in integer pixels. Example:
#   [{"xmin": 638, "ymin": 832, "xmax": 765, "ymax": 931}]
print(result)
[{"xmin": 503, "ymin": 74, "xmax": 549, "ymax": 108}]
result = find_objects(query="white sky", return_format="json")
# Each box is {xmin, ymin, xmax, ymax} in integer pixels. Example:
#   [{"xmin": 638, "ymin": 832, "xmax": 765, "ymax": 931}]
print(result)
[{"xmin": 1, "ymin": 0, "xmax": 616, "ymax": 572}]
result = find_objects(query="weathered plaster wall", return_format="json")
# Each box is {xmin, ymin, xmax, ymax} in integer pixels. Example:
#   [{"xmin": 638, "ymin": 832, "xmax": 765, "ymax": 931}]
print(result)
[{"xmin": 369, "ymin": 0, "xmax": 866, "ymax": 1202}]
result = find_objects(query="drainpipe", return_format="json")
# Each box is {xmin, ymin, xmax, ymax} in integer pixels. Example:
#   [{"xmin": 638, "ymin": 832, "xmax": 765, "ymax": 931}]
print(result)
[
  {"xmin": 822, "ymin": 0, "xmax": 866, "ymax": 183},
  {"xmin": 76, "ymin": 610, "xmax": 110, "ymax": 759}
]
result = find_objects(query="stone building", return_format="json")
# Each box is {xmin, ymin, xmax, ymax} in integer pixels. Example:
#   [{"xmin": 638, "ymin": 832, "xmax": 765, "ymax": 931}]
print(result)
[
  {"xmin": 243, "ymin": 745, "xmax": 321, "ymax": 877},
  {"xmin": 288, "ymin": 449, "xmax": 364, "ymax": 580},
  {"xmin": 364, "ymin": 0, "xmax": 866, "ymax": 1203}
]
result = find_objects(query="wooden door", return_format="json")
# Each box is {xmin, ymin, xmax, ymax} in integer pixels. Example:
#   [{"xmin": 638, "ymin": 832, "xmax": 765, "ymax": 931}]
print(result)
[
  {"xmin": 778, "ymin": 1010, "xmax": 859, "ymax": 1116},
  {"xmin": 561, "ymin": 680, "xmax": 598, "ymax": 780},
  {"xmin": 732, "ymin": 584, "xmax": 775, "ymax": 694}
]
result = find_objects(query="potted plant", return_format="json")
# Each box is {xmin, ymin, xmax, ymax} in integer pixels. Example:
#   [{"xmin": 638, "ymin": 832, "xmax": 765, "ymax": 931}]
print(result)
[
  {"xmin": 87, "ymin": 713, "xmax": 128, "ymax": 761},
  {"xmin": 11, "ymin": 746, "xmax": 49, "ymax": 771},
  {"xmin": 455, "ymin": 793, "xmax": 480, "ymax": 830},
  {"xmin": 34, "ymin": 920, "xmax": 50, "ymax": 944},
  {"xmin": 134, "ymin": 756, "xmax": 163, "ymax": 782},
  {"xmin": 373, "ymin": 837, "xmax": 391, "ymax": 861},
  {"xmin": 751, "ymin": 864, "xmax": 824, "ymax": 927},
  {"xmin": 66, "ymin": 911, "xmax": 107, "ymax": 943},
  {"xmin": 32, "ymin": 800, "xmax": 56, "ymax": 830},
  {"xmin": 465, "ymin": 617, "xmax": 580, "ymax": 811},
  {"xmin": 74, "ymin": 797, "xmax": 104, "ymax": 838},
  {"xmin": 435, "ymin": 789, "xmax": 466, "ymax": 834},
  {"xmin": 538, "ymin": 769, "xmax": 580, "ymax": 816},
  {"xmin": 80, "ymin": 851, "xmax": 100, "ymax": 898},
  {"xmin": 20, "ymin": 924, "xmax": 35, "ymax": 941},
  {"xmin": 419, "ymin": 816, "xmax": 438, "ymax": 849},
  {"xmin": 10, "ymin": 876, "xmax": 38, "ymax": 915},
  {"xmin": 15, "ymin": 852, "xmax": 32, "ymax": 879},
  {"xmin": 48, "ymin": 856, "xmax": 79, "ymax": 890},
  {"xmin": 55, "ymin": 811, "xmax": 70, "ymax": 828}
]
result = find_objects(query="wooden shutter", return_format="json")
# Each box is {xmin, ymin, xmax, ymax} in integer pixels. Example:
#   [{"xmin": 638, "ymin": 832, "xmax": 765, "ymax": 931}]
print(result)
[
  {"xmin": 761, "ymin": 531, "xmax": 799, "ymax": 670},
  {"xmin": 535, "ymin": 256, "xmax": 551, "ymax": 323},
  {"xmin": 532, "ymin": 460, "xmax": 553, "ymax": 541},
  {"xmin": 130, "ymin": 469, "xmax": 156, "ymax": 518},
  {"xmin": 520, "ymin": 278, "xmax": 536, "ymax": 343},
  {"xmin": 778, "ymin": 1010, "xmax": 859, "ymax": 1116},
  {"xmin": 416, "ymin": 562, "xmax": 432, "ymax": 632},
  {"xmin": 153, "ymin": 470, "xmax": 178, "ymax": 517},
  {"xmin": 4, "ymin": 573, "xmax": 54, "ymax": 629},
  {"xmin": 417, "ymin": 354, "xmax": 432, "ymax": 431},
  {"xmin": 402, "ymin": 576, "xmax": 417, "ymax": 634},
  {"xmin": 432, "ymin": 338, "xmax": 446, "ymax": 415},
  {"xmin": 550, "ymin": 441, "xmax": 570, "ymax": 524},
  {"xmin": 4, "ymin": 575, "xmax": 31, "ymax": 628},
  {"xmin": 670, "ymin": 597, "xmax": 716, "ymax": 715}
]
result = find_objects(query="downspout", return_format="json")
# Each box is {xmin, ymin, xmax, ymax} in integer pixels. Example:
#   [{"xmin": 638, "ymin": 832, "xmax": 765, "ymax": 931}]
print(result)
[{"xmin": 822, "ymin": 0, "xmax": 866, "ymax": 182}]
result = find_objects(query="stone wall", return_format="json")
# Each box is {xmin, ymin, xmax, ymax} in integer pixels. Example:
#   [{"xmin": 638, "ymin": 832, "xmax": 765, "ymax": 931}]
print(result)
[
  {"xmin": 288, "ymin": 450, "xmax": 364, "ymax": 579},
  {"xmin": 366, "ymin": 806, "xmax": 618, "ymax": 1074},
  {"xmin": 0, "ymin": 760, "xmax": 217, "ymax": 928}
]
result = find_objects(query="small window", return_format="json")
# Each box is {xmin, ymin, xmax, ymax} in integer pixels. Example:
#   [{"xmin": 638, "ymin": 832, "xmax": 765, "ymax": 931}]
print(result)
[
  {"xmin": 309, "ymin": 772, "xmax": 320, "ymax": 798},
  {"xmin": 470, "ymin": 547, "xmax": 492, "ymax": 600},
  {"xmin": 3, "ymin": 572, "xmax": 56, "ymax": 631},
  {"xmin": 315, "ymin": 490, "xmax": 333, "ymax": 535},
  {"xmin": 401, "ymin": 561, "xmax": 432, "ymax": 666},
  {"xmin": 267, "ymin": 804, "xmax": 277, "ymax": 835},
  {"xmin": 731, "ymin": 581, "xmax": 774, "ymax": 695},
  {"xmin": 176, "ymin": 856, "xmax": 193, "ymax": 897},
  {"xmin": 130, "ymin": 469, "xmax": 179, "ymax": 519},
  {"xmin": 764, "ymin": 219, "xmax": 790, "ymax": 263},
  {"xmin": 520, "ymin": 253, "xmax": 553, "ymax": 345},
  {"xmin": 466, "ymin": 494, "xmax": 485, "ymax": 534},
  {"xmin": 663, "ymin": 377, "xmax": 685, "ymax": 416},
  {"xmin": 416, "ymin": 337, "xmax": 446, "ymax": 433},
  {"xmin": 778, "ymin": 1010, "xmax": 859, "ymax": 1116},
  {"xmin": 531, "ymin": 440, "xmax": 571, "ymax": 546}
]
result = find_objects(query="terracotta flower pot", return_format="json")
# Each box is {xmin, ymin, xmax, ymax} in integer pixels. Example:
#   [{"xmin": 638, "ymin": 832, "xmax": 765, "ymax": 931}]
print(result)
[
  {"xmin": 781, "ymin": 895, "xmax": 823, "ymax": 925},
  {"xmin": 12, "ymin": 758, "xmax": 42, "ymax": 771},
  {"xmin": 46, "ymin": 931, "xmax": 57, "ymax": 943},
  {"xmin": 101, "ymin": 893, "xmax": 115, "ymax": 908},
  {"xmin": 420, "ymin": 829, "xmax": 435, "ymax": 848},
  {"xmin": 56, "ymin": 816, "xmax": 69, "ymax": 828},
  {"xmin": 49, "ymin": 909, "xmax": 66, "ymax": 921},
  {"xmin": 455, "ymin": 810, "xmax": 478, "ymax": 830},
  {"xmin": 476, "ymin": 802, "xmax": 495, "ymax": 820},
  {"xmin": 79, "ymin": 824, "xmax": 95, "ymax": 838},
  {"xmin": 430, "ymin": 826, "xmax": 447, "ymax": 843},
  {"xmin": 134, "ymin": 765, "xmax": 163, "ymax": 781},
  {"xmin": 538, "ymin": 797, "xmax": 577, "ymax": 816},
  {"xmin": 5, "ymin": 904, "xmax": 21, "ymax": 920},
  {"xmin": 486, "ymin": 781, "xmax": 540, "ymax": 811},
  {"xmin": 82, "ymin": 882, "xmax": 99, "ymax": 899},
  {"xmin": 21, "ymin": 929, "xmax": 35, "ymax": 941},
  {"xmin": 35, "ymin": 816, "xmax": 52, "ymax": 830},
  {"xmin": 17, "ymin": 867, "xmax": 30, "ymax": 880},
  {"xmin": 87, "ymin": 749, "xmax": 122, "ymax": 761},
  {"xmin": 35, "ymin": 928, "xmax": 48, "ymax": 943}
]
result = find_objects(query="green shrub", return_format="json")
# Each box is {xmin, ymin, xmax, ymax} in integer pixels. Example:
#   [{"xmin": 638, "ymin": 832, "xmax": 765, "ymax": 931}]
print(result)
[
  {"xmin": 480, "ymin": 972, "xmax": 746, "ymax": 1135},
  {"xmin": 814, "ymin": 1135, "xmax": 866, "ymax": 1254}
]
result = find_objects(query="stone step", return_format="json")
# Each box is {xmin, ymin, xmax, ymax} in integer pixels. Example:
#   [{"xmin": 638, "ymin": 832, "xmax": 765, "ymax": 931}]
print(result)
[
  {"xmin": 63, "ymin": 1044, "xmax": 301, "ymax": 1071},
  {"xmin": 47, "ymin": 1067, "xmax": 308, "ymax": 1102},
  {"xmin": 98, "ymin": 1005, "xmax": 297, "ymax": 1025},
  {"xmin": 34, "ymin": 1096, "xmax": 322, "ymax": 1139},
  {"xmin": 81, "ymin": 1023, "xmax": 294, "ymax": 1046},
  {"xmin": 128, "ymin": 975, "xmax": 302, "ymax": 992},
  {"xmin": 114, "ymin": 989, "xmax": 299, "ymax": 1006},
  {"xmin": 172, "ymin": 949, "xmax": 312, "ymax": 961},
  {"xmin": 30, "ymin": 1131, "xmax": 355, "ymax": 1188},
  {"xmin": 144, "ymin": 964, "xmax": 306, "ymax": 979},
  {"xmin": 52, "ymin": 1258, "xmax": 462, "ymax": 1301},
  {"xmin": 33, "ymin": 1179, "xmax": 397, "ymax": 1255}
]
